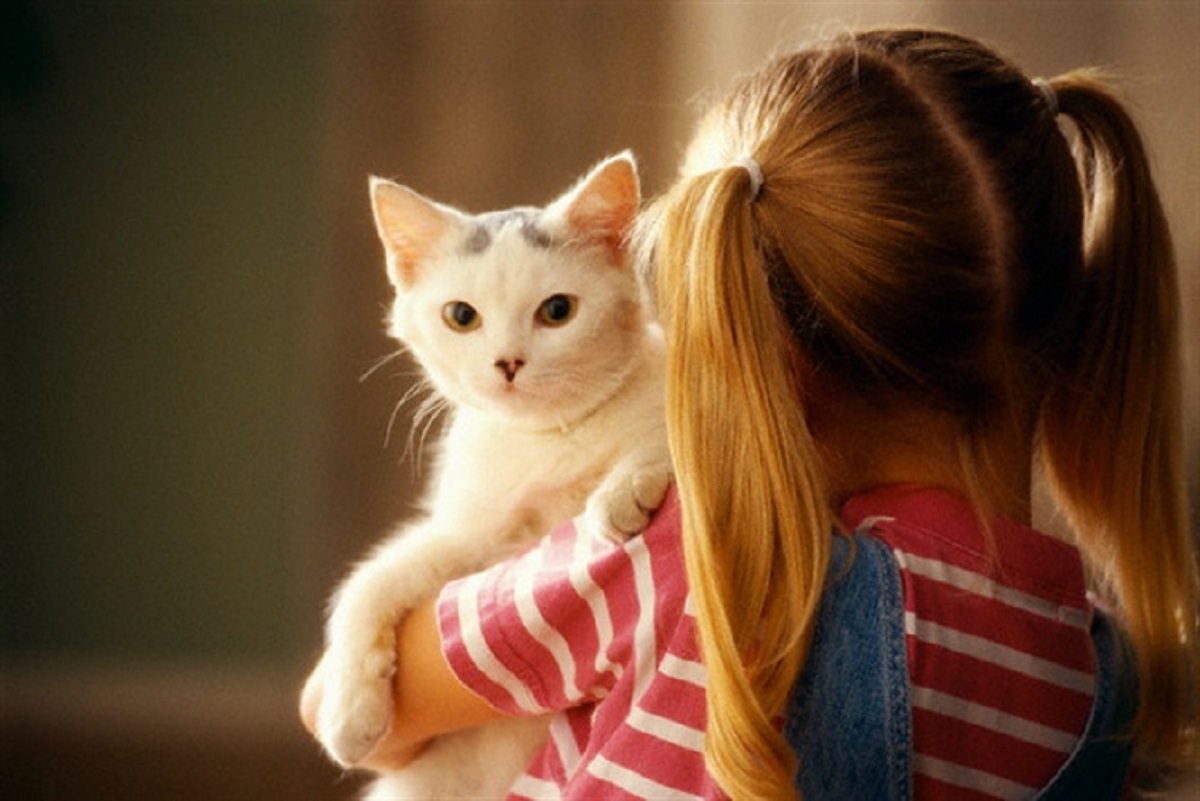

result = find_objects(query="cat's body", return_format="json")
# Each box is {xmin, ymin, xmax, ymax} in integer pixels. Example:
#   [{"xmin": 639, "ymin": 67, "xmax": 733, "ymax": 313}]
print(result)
[{"xmin": 304, "ymin": 154, "xmax": 670, "ymax": 799}]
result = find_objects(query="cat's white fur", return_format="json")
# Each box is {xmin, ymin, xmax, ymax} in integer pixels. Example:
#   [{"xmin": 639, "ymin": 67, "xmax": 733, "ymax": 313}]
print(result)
[{"xmin": 303, "ymin": 153, "xmax": 670, "ymax": 798}]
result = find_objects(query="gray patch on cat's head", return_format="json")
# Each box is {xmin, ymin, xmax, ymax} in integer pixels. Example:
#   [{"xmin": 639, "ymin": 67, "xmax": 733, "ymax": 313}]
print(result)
[
  {"xmin": 461, "ymin": 207, "xmax": 555, "ymax": 255},
  {"xmin": 520, "ymin": 222, "xmax": 553, "ymax": 249},
  {"xmin": 462, "ymin": 226, "xmax": 492, "ymax": 254}
]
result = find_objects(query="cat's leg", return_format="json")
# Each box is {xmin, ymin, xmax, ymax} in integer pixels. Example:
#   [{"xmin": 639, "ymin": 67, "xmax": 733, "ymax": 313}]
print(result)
[
  {"xmin": 314, "ymin": 511, "xmax": 547, "ymax": 766},
  {"xmin": 314, "ymin": 519, "xmax": 472, "ymax": 766},
  {"xmin": 580, "ymin": 449, "xmax": 673, "ymax": 543},
  {"xmin": 314, "ymin": 544, "xmax": 412, "ymax": 765}
]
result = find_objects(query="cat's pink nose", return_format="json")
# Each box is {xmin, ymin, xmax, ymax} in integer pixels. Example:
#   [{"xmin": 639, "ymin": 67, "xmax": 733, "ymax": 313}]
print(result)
[{"xmin": 494, "ymin": 358, "xmax": 525, "ymax": 383}]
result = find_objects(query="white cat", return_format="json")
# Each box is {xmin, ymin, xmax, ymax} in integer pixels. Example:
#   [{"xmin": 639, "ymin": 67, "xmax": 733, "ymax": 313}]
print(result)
[{"xmin": 304, "ymin": 153, "xmax": 670, "ymax": 799}]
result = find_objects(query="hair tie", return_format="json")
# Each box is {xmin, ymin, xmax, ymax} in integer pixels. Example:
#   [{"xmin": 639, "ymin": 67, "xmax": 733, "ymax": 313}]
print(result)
[
  {"xmin": 732, "ymin": 156, "xmax": 764, "ymax": 201},
  {"xmin": 1032, "ymin": 78, "xmax": 1059, "ymax": 117}
]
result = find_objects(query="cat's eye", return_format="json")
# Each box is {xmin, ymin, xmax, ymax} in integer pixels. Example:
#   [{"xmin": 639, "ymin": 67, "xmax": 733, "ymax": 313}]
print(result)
[
  {"xmin": 442, "ymin": 301, "xmax": 481, "ymax": 332},
  {"xmin": 536, "ymin": 294, "xmax": 577, "ymax": 327}
]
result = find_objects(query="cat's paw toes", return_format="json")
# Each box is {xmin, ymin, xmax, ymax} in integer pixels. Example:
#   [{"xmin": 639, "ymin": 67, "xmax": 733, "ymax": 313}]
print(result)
[
  {"xmin": 583, "ymin": 465, "xmax": 673, "ymax": 544},
  {"xmin": 580, "ymin": 501, "xmax": 632, "ymax": 544},
  {"xmin": 630, "ymin": 466, "xmax": 672, "ymax": 518},
  {"xmin": 320, "ymin": 686, "xmax": 392, "ymax": 766},
  {"xmin": 316, "ymin": 645, "xmax": 396, "ymax": 766}
]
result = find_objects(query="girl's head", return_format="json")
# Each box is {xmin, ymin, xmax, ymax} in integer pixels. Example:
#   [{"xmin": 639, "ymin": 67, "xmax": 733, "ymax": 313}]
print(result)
[
  {"xmin": 662, "ymin": 28, "xmax": 1082, "ymax": 470},
  {"xmin": 643, "ymin": 28, "xmax": 1196, "ymax": 797}
]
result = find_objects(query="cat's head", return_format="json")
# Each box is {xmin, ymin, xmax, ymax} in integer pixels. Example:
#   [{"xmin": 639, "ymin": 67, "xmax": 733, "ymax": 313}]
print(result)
[{"xmin": 369, "ymin": 153, "xmax": 645, "ymax": 428}]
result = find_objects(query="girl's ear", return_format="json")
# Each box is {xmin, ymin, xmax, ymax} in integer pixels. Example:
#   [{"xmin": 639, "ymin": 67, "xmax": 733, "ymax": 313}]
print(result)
[
  {"xmin": 545, "ymin": 151, "xmax": 641, "ymax": 265},
  {"xmin": 369, "ymin": 177, "xmax": 462, "ymax": 287}
]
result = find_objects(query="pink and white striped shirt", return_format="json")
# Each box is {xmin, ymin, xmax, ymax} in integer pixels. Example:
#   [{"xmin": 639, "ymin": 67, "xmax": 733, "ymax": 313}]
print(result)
[
  {"xmin": 842, "ymin": 486, "xmax": 1095, "ymax": 799},
  {"xmin": 437, "ymin": 485, "xmax": 1095, "ymax": 800}
]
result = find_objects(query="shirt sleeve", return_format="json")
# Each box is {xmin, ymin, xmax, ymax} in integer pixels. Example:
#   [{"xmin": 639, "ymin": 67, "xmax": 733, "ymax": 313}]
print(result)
[
  {"xmin": 437, "ymin": 519, "xmax": 620, "ymax": 715},
  {"xmin": 436, "ymin": 490, "xmax": 683, "ymax": 718}
]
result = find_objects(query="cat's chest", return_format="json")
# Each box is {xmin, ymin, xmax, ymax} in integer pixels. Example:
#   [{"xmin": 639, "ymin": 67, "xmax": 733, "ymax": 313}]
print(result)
[
  {"xmin": 448, "ymin": 412, "xmax": 615, "ymax": 481},
  {"xmin": 428, "ymin": 412, "xmax": 615, "ymax": 528}
]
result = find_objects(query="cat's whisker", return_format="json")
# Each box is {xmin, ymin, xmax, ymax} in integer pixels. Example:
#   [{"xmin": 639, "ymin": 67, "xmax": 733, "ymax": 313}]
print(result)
[
  {"xmin": 359, "ymin": 348, "xmax": 409, "ymax": 383},
  {"xmin": 397, "ymin": 377, "xmax": 434, "ymax": 413},
  {"xmin": 384, "ymin": 400, "xmax": 407, "ymax": 453},
  {"xmin": 408, "ymin": 393, "xmax": 450, "ymax": 472},
  {"xmin": 385, "ymin": 378, "xmax": 435, "ymax": 452},
  {"xmin": 365, "ymin": 348, "xmax": 428, "ymax": 451}
]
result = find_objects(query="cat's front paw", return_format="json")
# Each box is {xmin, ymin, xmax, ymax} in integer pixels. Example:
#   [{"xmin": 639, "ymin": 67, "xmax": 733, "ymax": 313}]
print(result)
[
  {"xmin": 582, "ymin": 462, "xmax": 672, "ymax": 543},
  {"xmin": 315, "ymin": 626, "xmax": 397, "ymax": 767}
]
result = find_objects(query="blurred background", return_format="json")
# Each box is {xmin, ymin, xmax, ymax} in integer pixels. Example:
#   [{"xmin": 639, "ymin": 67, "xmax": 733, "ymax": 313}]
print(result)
[{"xmin": 1, "ymin": 2, "xmax": 1195, "ymax": 799}]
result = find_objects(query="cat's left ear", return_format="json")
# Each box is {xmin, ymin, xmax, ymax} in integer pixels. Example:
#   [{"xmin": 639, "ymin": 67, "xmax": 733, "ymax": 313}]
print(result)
[
  {"xmin": 546, "ymin": 151, "xmax": 640, "ymax": 266},
  {"xmin": 370, "ymin": 177, "xmax": 463, "ymax": 288}
]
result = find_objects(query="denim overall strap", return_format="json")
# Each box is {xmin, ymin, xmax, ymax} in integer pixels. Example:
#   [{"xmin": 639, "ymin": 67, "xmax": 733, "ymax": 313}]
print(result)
[
  {"xmin": 784, "ymin": 532, "xmax": 913, "ymax": 800},
  {"xmin": 784, "ymin": 531, "xmax": 1139, "ymax": 800},
  {"xmin": 1032, "ymin": 608, "xmax": 1139, "ymax": 800}
]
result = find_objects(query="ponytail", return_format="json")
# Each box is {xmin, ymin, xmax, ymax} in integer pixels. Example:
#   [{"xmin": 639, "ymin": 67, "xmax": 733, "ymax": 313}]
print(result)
[
  {"xmin": 651, "ymin": 163, "xmax": 832, "ymax": 800},
  {"xmin": 1041, "ymin": 71, "xmax": 1198, "ymax": 767}
]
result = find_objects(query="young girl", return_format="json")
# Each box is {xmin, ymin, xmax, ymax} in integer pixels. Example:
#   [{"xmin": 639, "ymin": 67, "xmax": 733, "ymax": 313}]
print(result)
[{"xmin": 303, "ymin": 28, "xmax": 1198, "ymax": 799}]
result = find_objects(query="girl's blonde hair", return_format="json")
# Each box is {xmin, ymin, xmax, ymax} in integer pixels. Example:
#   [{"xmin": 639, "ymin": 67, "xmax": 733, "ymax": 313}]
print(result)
[{"xmin": 642, "ymin": 28, "xmax": 1197, "ymax": 798}]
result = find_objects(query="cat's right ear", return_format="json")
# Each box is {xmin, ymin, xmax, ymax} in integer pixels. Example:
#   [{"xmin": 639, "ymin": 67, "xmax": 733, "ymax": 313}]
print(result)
[{"xmin": 370, "ymin": 177, "xmax": 458, "ymax": 287}]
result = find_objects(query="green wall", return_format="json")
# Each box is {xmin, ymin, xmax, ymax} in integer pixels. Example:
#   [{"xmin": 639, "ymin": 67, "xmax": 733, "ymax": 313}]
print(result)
[{"xmin": 2, "ymin": 1, "xmax": 327, "ymax": 669}]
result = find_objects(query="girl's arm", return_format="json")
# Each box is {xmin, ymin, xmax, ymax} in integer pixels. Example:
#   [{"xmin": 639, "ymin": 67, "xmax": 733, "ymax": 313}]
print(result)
[{"xmin": 300, "ymin": 599, "xmax": 505, "ymax": 771}]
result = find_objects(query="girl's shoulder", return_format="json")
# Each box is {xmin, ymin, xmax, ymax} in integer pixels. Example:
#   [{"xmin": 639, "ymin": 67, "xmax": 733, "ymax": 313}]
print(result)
[{"xmin": 840, "ymin": 484, "xmax": 1089, "ymax": 608}]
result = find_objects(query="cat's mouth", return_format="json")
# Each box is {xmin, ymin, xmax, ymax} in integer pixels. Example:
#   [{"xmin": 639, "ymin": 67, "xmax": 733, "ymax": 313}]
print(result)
[
  {"xmin": 482, "ymin": 375, "xmax": 557, "ymax": 413},
  {"xmin": 482, "ymin": 375, "xmax": 526, "ymax": 401}
]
